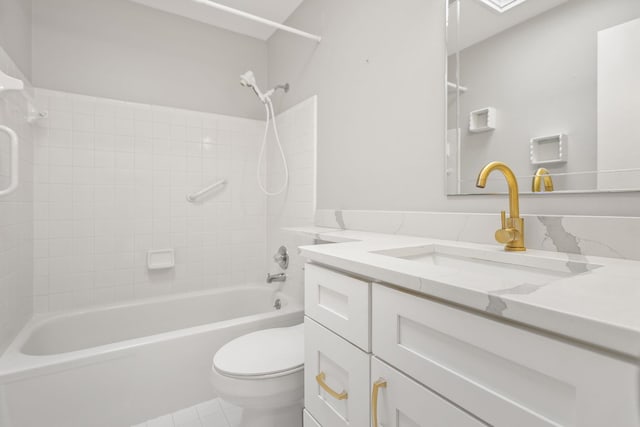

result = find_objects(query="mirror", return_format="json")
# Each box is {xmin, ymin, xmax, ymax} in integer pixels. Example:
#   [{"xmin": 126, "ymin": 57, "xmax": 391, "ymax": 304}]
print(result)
[{"xmin": 446, "ymin": 0, "xmax": 640, "ymax": 195}]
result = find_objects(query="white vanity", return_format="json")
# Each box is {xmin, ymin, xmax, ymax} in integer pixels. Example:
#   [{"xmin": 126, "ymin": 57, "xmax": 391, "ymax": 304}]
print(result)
[{"xmin": 298, "ymin": 229, "xmax": 640, "ymax": 427}]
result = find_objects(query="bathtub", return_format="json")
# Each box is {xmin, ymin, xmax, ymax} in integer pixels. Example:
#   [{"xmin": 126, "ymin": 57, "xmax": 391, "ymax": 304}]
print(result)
[{"xmin": 0, "ymin": 286, "xmax": 303, "ymax": 427}]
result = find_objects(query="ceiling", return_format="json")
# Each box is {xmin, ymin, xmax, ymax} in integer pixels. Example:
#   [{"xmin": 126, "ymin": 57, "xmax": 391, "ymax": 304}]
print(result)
[
  {"xmin": 448, "ymin": 0, "xmax": 569, "ymax": 52},
  {"xmin": 129, "ymin": 0, "xmax": 305, "ymax": 40}
]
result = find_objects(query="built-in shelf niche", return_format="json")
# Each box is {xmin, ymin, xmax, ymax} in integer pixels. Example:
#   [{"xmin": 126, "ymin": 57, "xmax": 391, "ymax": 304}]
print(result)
[
  {"xmin": 469, "ymin": 107, "xmax": 496, "ymax": 133},
  {"xmin": 530, "ymin": 134, "xmax": 567, "ymax": 166},
  {"xmin": 147, "ymin": 248, "xmax": 175, "ymax": 270}
]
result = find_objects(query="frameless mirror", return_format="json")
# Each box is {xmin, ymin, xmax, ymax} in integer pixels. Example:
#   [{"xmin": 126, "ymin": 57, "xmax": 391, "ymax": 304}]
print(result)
[{"xmin": 446, "ymin": 0, "xmax": 640, "ymax": 195}]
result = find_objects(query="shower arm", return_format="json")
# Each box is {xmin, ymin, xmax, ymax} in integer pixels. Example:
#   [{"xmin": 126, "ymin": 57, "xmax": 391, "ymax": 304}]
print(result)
[{"xmin": 263, "ymin": 84, "xmax": 290, "ymax": 101}]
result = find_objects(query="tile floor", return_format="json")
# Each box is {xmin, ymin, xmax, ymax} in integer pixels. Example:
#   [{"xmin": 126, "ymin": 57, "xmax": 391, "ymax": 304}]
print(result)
[{"xmin": 132, "ymin": 398, "xmax": 241, "ymax": 427}]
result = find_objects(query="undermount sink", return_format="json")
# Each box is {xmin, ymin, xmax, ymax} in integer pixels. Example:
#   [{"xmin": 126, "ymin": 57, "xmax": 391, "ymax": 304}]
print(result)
[{"xmin": 372, "ymin": 244, "xmax": 602, "ymax": 285}]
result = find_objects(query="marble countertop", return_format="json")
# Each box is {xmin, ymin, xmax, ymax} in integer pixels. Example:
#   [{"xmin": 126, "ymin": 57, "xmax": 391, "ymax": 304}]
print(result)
[{"xmin": 289, "ymin": 226, "xmax": 640, "ymax": 359}]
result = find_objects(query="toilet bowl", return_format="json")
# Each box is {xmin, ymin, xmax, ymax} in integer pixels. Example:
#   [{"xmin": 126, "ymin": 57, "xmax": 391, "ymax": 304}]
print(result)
[{"xmin": 210, "ymin": 323, "xmax": 304, "ymax": 427}]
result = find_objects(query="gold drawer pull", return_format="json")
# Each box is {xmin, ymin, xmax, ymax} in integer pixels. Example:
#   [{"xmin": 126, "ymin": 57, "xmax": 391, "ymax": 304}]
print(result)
[
  {"xmin": 372, "ymin": 377, "xmax": 387, "ymax": 427},
  {"xmin": 315, "ymin": 372, "xmax": 348, "ymax": 400}
]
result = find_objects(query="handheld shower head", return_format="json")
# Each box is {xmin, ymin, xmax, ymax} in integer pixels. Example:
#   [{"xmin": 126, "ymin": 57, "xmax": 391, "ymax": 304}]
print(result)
[
  {"xmin": 240, "ymin": 70, "xmax": 256, "ymax": 88},
  {"xmin": 240, "ymin": 70, "xmax": 268, "ymax": 102},
  {"xmin": 240, "ymin": 70, "xmax": 290, "ymax": 103}
]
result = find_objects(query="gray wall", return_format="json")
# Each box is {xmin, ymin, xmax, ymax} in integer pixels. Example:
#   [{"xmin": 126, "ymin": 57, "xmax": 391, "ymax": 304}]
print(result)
[
  {"xmin": 268, "ymin": 0, "xmax": 444, "ymax": 212},
  {"xmin": 32, "ymin": 0, "xmax": 268, "ymax": 119},
  {"xmin": 0, "ymin": 0, "xmax": 32, "ymax": 77},
  {"xmin": 269, "ymin": 0, "xmax": 640, "ymax": 216}
]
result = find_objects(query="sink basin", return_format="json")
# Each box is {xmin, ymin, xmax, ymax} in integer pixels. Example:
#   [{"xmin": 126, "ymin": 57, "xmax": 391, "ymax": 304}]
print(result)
[{"xmin": 372, "ymin": 244, "xmax": 601, "ymax": 285}]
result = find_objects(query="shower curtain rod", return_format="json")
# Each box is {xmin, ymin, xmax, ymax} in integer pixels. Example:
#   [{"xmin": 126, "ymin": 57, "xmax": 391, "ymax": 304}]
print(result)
[{"xmin": 192, "ymin": 0, "xmax": 322, "ymax": 42}]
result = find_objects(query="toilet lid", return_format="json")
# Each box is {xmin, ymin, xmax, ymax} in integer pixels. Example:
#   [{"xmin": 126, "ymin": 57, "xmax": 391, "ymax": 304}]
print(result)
[{"xmin": 213, "ymin": 324, "xmax": 304, "ymax": 378}]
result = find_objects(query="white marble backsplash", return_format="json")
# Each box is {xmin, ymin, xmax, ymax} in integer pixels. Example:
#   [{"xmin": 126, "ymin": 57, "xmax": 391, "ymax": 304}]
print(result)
[{"xmin": 315, "ymin": 209, "xmax": 640, "ymax": 261}]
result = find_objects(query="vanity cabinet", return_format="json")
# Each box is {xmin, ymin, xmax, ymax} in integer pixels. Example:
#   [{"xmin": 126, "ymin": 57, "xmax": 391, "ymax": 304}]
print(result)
[{"xmin": 303, "ymin": 262, "xmax": 640, "ymax": 427}]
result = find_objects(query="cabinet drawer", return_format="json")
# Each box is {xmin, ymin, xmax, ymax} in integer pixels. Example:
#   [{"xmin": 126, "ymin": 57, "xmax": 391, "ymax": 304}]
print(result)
[
  {"xmin": 371, "ymin": 357, "xmax": 484, "ymax": 427},
  {"xmin": 304, "ymin": 317, "xmax": 370, "ymax": 427},
  {"xmin": 303, "ymin": 409, "xmax": 321, "ymax": 427},
  {"xmin": 372, "ymin": 284, "xmax": 640, "ymax": 427},
  {"xmin": 305, "ymin": 263, "xmax": 370, "ymax": 351}
]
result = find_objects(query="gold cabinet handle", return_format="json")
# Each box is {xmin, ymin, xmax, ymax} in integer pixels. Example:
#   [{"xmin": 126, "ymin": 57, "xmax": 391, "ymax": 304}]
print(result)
[
  {"xmin": 372, "ymin": 378, "xmax": 387, "ymax": 427},
  {"xmin": 315, "ymin": 372, "xmax": 348, "ymax": 400}
]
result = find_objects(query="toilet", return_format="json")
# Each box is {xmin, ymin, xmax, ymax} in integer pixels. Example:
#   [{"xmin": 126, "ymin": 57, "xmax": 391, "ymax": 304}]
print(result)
[{"xmin": 210, "ymin": 323, "xmax": 304, "ymax": 427}]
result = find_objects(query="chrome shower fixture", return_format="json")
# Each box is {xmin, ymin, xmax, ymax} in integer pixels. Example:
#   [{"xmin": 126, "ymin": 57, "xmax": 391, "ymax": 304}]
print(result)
[
  {"xmin": 263, "ymin": 83, "xmax": 290, "ymax": 99},
  {"xmin": 239, "ymin": 70, "xmax": 257, "ymax": 88},
  {"xmin": 273, "ymin": 246, "xmax": 289, "ymax": 270},
  {"xmin": 239, "ymin": 70, "xmax": 289, "ymax": 104},
  {"xmin": 240, "ymin": 70, "xmax": 265, "ymax": 102}
]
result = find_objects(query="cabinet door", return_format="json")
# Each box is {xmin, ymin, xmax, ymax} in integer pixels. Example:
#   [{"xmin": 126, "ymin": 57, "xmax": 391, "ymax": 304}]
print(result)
[
  {"xmin": 371, "ymin": 357, "xmax": 485, "ymax": 427},
  {"xmin": 304, "ymin": 317, "xmax": 370, "ymax": 427}
]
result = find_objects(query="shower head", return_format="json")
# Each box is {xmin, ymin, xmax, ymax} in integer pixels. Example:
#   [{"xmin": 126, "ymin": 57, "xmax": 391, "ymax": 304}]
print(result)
[
  {"xmin": 240, "ymin": 70, "xmax": 290, "ymax": 103},
  {"xmin": 240, "ymin": 70, "xmax": 257, "ymax": 88},
  {"xmin": 240, "ymin": 70, "xmax": 267, "ymax": 102}
]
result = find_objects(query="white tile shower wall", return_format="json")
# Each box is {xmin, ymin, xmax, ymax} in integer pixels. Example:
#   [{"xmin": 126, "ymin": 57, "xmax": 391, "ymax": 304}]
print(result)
[
  {"xmin": 266, "ymin": 97, "xmax": 317, "ymax": 303},
  {"xmin": 0, "ymin": 48, "xmax": 34, "ymax": 354},
  {"xmin": 315, "ymin": 209, "xmax": 640, "ymax": 261},
  {"xmin": 33, "ymin": 89, "xmax": 267, "ymax": 313}
]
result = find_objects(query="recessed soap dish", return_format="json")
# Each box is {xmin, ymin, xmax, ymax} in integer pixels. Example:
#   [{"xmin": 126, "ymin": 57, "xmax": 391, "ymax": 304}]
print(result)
[
  {"xmin": 147, "ymin": 249, "xmax": 175, "ymax": 270},
  {"xmin": 530, "ymin": 134, "xmax": 567, "ymax": 166},
  {"xmin": 469, "ymin": 107, "xmax": 496, "ymax": 133}
]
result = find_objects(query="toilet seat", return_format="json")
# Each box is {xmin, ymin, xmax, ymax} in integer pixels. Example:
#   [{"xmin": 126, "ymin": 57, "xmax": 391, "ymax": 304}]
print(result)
[{"xmin": 213, "ymin": 324, "xmax": 304, "ymax": 379}]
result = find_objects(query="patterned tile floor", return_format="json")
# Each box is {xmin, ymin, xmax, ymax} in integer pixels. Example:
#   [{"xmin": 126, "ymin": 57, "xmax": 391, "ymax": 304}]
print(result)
[{"xmin": 132, "ymin": 398, "xmax": 242, "ymax": 427}]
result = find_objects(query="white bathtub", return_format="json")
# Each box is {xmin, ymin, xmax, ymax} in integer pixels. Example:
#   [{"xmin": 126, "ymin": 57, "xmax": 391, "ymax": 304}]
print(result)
[{"xmin": 0, "ymin": 286, "xmax": 303, "ymax": 427}]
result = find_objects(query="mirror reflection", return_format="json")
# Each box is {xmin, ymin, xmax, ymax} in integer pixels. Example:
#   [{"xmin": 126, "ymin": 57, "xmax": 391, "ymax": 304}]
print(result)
[{"xmin": 447, "ymin": 0, "xmax": 640, "ymax": 195}]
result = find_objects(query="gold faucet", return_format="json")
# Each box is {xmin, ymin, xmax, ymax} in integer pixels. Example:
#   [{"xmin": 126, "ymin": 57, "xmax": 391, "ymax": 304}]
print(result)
[
  {"xmin": 475, "ymin": 161, "xmax": 526, "ymax": 251},
  {"xmin": 532, "ymin": 168, "xmax": 554, "ymax": 192}
]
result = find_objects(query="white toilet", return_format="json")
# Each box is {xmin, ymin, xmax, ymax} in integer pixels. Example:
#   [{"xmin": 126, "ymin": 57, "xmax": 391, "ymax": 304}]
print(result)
[{"xmin": 210, "ymin": 323, "xmax": 304, "ymax": 427}]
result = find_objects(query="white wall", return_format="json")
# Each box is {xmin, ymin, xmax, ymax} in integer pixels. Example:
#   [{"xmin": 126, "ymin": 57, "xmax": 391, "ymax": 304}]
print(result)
[
  {"xmin": 0, "ymin": 0, "xmax": 31, "ymax": 78},
  {"xmin": 32, "ymin": 0, "xmax": 268, "ymax": 120},
  {"xmin": 0, "ymin": 47, "xmax": 34, "ymax": 354},
  {"xmin": 32, "ymin": 89, "xmax": 267, "ymax": 312},
  {"xmin": 269, "ymin": 0, "xmax": 640, "ymax": 216}
]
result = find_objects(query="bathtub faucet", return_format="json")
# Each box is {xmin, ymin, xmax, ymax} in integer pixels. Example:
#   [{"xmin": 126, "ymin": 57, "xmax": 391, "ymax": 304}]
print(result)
[{"xmin": 266, "ymin": 272, "xmax": 287, "ymax": 283}]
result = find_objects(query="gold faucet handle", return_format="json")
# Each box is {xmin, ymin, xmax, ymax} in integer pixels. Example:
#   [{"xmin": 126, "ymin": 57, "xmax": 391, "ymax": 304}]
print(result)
[
  {"xmin": 495, "ymin": 228, "xmax": 517, "ymax": 244},
  {"xmin": 501, "ymin": 210, "xmax": 506, "ymax": 229}
]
